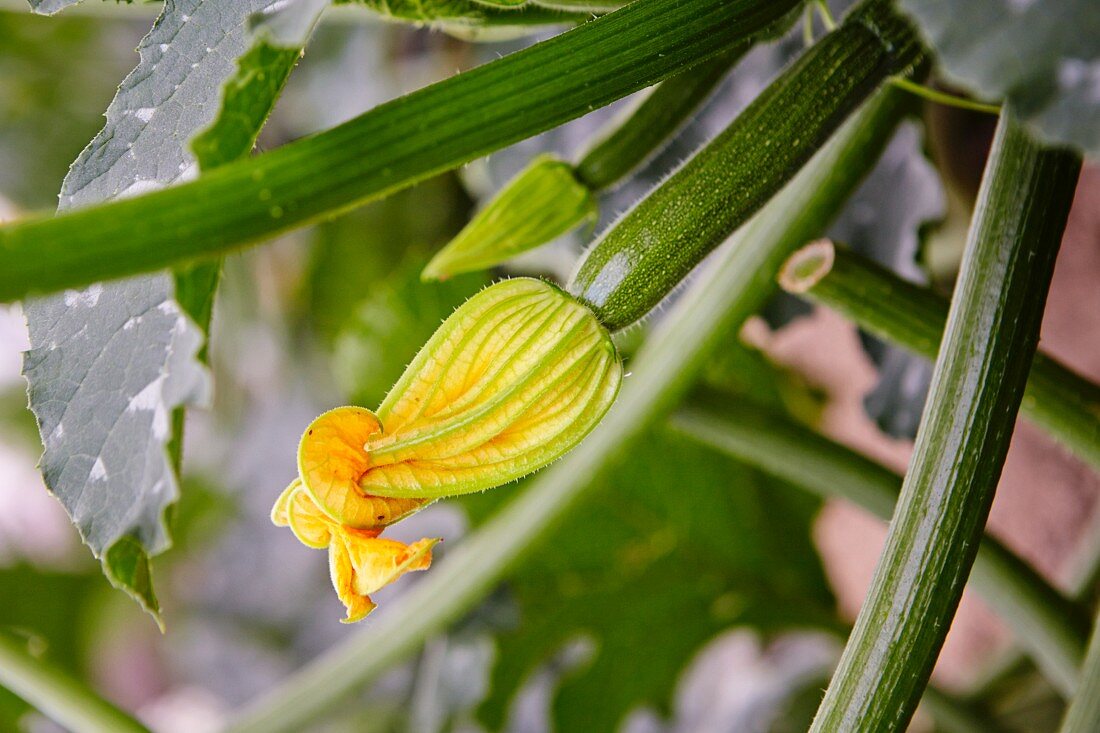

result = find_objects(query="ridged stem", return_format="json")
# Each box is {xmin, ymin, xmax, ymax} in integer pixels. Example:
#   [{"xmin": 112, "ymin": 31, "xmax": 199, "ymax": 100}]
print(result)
[
  {"xmin": 809, "ymin": 114, "xmax": 1082, "ymax": 731},
  {"xmin": 671, "ymin": 397, "xmax": 1089, "ymax": 694}
]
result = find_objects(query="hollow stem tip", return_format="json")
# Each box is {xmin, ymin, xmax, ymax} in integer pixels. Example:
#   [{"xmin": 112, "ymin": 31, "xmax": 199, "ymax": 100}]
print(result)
[{"xmin": 778, "ymin": 238, "xmax": 835, "ymax": 293}]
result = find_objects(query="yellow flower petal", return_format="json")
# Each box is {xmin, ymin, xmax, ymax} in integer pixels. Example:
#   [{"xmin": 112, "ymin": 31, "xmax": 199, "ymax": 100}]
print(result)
[
  {"xmin": 282, "ymin": 481, "xmax": 333, "ymax": 550},
  {"xmin": 298, "ymin": 406, "xmax": 429, "ymax": 528},
  {"xmin": 329, "ymin": 534, "xmax": 378, "ymax": 624},
  {"xmin": 270, "ymin": 481, "xmax": 297, "ymax": 526},
  {"xmin": 329, "ymin": 530, "xmax": 437, "ymax": 624}
]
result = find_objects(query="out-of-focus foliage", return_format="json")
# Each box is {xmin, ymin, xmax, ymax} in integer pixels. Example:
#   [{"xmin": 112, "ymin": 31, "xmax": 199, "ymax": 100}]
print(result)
[
  {"xmin": 0, "ymin": 567, "xmax": 103, "ymax": 730},
  {"xmin": 901, "ymin": 0, "xmax": 1100, "ymax": 156},
  {"xmin": 303, "ymin": 174, "xmax": 473, "ymax": 334},
  {"xmin": 0, "ymin": 15, "xmax": 139, "ymax": 210}
]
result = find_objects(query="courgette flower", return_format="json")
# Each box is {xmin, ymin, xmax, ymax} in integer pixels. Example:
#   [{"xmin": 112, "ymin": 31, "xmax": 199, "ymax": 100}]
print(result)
[{"xmin": 273, "ymin": 278, "xmax": 621, "ymax": 621}]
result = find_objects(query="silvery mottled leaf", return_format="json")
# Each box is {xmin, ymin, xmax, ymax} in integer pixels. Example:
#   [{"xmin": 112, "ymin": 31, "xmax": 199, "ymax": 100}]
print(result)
[
  {"xmin": 26, "ymin": 0, "xmax": 82, "ymax": 17},
  {"xmin": 22, "ymin": 0, "xmax": 319, "ymax": 620},
  {"xmin": 901, "ymin": 0, "xmax": 1100, "ymax": 156}
]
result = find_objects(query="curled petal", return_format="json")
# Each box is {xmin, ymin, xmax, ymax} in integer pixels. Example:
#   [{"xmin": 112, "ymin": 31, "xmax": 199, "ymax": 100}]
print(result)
[
  {"xmin": 329, "ymin": 531, "xmax": 438, "ymax": 624},
  {"xmin": 277, "ymin": 480, "xmax": 333, "ymax": 550},
  {"xmin": 270, "ymin": 481, "xmax": 297, "ymax": 527},
  {"xmin": 298, "ymin": 406, "xmax": 429, "ymax": 528}
]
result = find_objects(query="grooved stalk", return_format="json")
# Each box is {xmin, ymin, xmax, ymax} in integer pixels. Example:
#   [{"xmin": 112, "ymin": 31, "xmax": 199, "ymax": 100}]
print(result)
[
  {"xmin": 809, "ymin": 114, "xmax": 1082, "ymax": 731},
  {"xmin": 0, "ymin": 0, "xmax": 802, "ymax": 302}
]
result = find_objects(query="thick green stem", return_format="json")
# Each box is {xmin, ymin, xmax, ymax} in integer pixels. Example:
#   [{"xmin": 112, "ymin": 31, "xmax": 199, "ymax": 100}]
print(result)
[
  {"xmin": 809, "ymin": 115, "xmax": 1081, "ymax": 732},
  {"xmin": 225, "ymin": 83, "xmax": 912, "ymax": 733},
  {"xmin": 1060, "ymin": 608, "xmax": 1100, "ymax": 733},
  {"xmin": 566, "ymin": 0, "xmax": 922, "ymax": 330},
  {"xmin": 671, "ymin": 397, "xmax": 1088, "ymax": 694},
  {"xmin": 574, "ymin": 47, "xmax": 744, "ymax": 191},
  {"xmin": 0, "ymin": 633, "xmax": 148, "ymax": 733},
  {"xmin": 780, "ymin": 240, "xmax": 1100, "ymax": 473},
  {"xmin": 0, "ymin": 0, "xmax": 803, "ymax": 303}
]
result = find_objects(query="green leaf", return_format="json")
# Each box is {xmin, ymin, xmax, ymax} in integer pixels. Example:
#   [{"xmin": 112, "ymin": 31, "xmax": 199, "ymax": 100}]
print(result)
[
  {"xmin": 900, "ymin": 0, "xmax": 1100, "ymax": 156},
  {"xmin": 23, "ymin": 280, "xmax": 208, "ymax": 617},
  {"xmin": 0, "ymin": 0, "xmax": 804, "ymax": 302},
  {"xmin": 465, "ymin": 428, "xmax": 836, "ymax": 732},
  {"xmin": 101, "ymin": 537, "xmax": 162, "ymax": 630},
  {"xmin": 20, "ymin": 0, "xmax": 322, "ymax": 620},
  {"xmin": 191, "ymin": 0, "xmax": 328, "ymax": 170}
]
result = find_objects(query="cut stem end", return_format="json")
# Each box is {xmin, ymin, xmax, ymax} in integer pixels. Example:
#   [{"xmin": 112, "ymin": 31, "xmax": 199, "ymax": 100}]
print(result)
[{"xmin": 779, "ymin": 239, "xmax": 836, "ymax": 293}]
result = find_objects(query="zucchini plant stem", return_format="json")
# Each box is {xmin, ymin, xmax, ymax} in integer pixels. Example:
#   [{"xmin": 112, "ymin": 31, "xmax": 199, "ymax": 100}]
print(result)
[
  {"xmin": 0, "ymin": 633, "xmax": 148, "ymax": 733},
  {"xmin": 225, "ymin": 84, "xmax": 914, "ymax": 733},
  {"xmin": 671, "ymin": 397, "xmax": 1089, "ymax": 696},
  {"xmin": 809, "ymin": 114, "xmax": 1082, "ymax": 731},
  {"xmin": 0, "ymin": 0, "xmax": 805, "ymax": 302},
  {"xmin": 780, "ymin": 240, "xmax": 1100, "ymax": 475}
]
